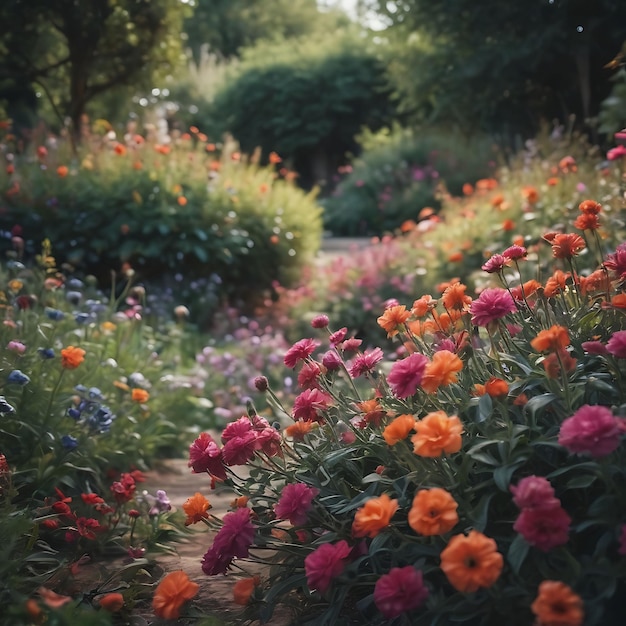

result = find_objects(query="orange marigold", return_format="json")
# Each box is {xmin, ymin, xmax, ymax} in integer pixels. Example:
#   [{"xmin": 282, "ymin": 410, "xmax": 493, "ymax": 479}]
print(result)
[
  {"xmin": 441, "ymin": 283, "xmax": 472, "ymax": 312},
  {"xmin": 611, "ymin": 294, "xmax": 626, "ymax": 309},
  {"xmin": 408, "ymin": 488, "xmax": 459, "ymax": 536},
  {"xmin": 152, "ymin": 570, "xmax": 199, "ymax": 620},
  {"xmin": 412, "ymin": 411, "xmax": 463, "ymax": 457},
  {"xmin": 131, "ymin": 388, "xmax": 150, "ymax": 403},
  {"xmin": 531, "ymin": 325, "xmax": 570, "ymax": 353},
  {"xmin": 377, "ymin": 305, "xmax": 411, "ymax": 338},
  {"xmin": 531, "ymin": 580, "xmax": 584, "ymax": 626},
  {"xmin": 382, "ymin": 414, "xmax": 416, "ymax": 445},
  {"xmin": 421, "ymin": 350, "xmax": 463, "ymax": 394},
  {"xmin": 233, "ymin": 576, "xmax": 261, "ymax": 606},
  {"xmin": 61, "ymin": 346, "xmax": 85, "ymax": 369},
  {"xmin": 522, "ymin": 186, "xmax": 539, "ymax": 204},
  {"xmin": 352, "ymin": 494, "xmax": 399, "ymax": 538},
  {"xmin": 440, "ymin": 530, "xmax": 503, "ymax": 593},
  {"xmin": 182, "ymin": 492, "xmax": 211, "ymax": 526}
]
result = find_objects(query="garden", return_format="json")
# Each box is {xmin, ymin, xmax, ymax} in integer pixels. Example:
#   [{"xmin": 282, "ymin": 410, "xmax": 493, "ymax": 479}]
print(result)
[{"xmin": 1, "ymin": 1, "xmax": 626, "ymax": 625}]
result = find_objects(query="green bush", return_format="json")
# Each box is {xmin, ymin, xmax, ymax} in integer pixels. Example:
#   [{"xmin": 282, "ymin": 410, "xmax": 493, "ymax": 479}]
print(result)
[{"xmin": 322, "ymin": 127, "xmax": 497, "ymax": 236}]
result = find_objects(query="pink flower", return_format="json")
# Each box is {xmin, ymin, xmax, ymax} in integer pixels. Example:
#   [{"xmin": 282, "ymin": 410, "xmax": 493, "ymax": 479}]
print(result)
[
  {"xmin": 201, "ymin": 508, "xmax": 255, "ymax": 575},
  {"xmin": 606, "ymin": 330, "xmax": 626, "ymax": 358},
  {"xmin": 222, "ymin": 431, "xmax": 258, "ymax": 466},
  {"xmin": 481, "ymin": 254, "xmax": 509, "ymax": 273},
  {"xmin": 387, "ymin": 353, "xmax": 429, "ymax": 399},
  {"xmin": 604, "ymin": 243, "xmax": 626, "ymax": 280},
  {"xmin": 558, "ymin": 404, "xmax": 622, "ymax": 458},
  {"xmin": 581, "ymin": 340, "xmax": 608, "ymax": 355},
  {"xmin": 374, "ymin": 566, "xmax": 429, "ymax": 619},
  {"xmin": 349, "ymin": 347, "xmax": 384, "ymax": 378},
  {"xmin": 513, "ymin": 506, "xmax": 571, "ymax": 551},
  {"xmin": 329, "ymin": 327, "xmax": 348, "ymax": 346},
  {"xmin": 284, "ymin": 338, "xmax": 320, "ymax": 368},
  {"xmin": 618, "ymin": 524, "xmax": 626, "ymax": 557},
  {"xmin": 221, "ymin": 416, "xmax": 252, "ymax": 442},
  {"xmin": 510, "ymin": 476, "xmax": 560, "ymax": 511},
  {"xmin": 340, "ymin": 337, "xmax": 363, "ymax": 352},
  {"xmin": 292, "ymin": 388, "xmax": 333, "ymax": 422},
  {"xmin": 321, "ymin": 350, "xmax": 342, "ymax": 371},
  {"xmin": 502, "ymin": 245, "xmax": 528, "ymax": 260},
  {"xmin": 311, "ymin": 315, "xmax": 329, "ymax": 329},
  {"xmin": 607, "ymin": 145, "xmax": 626, "ymax": 160},
  {"xmin": 304, "ymin": 540, "xmax": 351, "ymax": 593},
  {"xmin": 274, "ymin": 483, "xmax": 319, "ymax": 526},
  {"xmin": 255, "ymin": 424, "xmax": 281, "ymax": 457},
  {"xmin": 188, "ymin": 432, "xmax": 227, "ymax": 480},
  {"xmin": 6, "ymin": 340, "xmax": 26, "ymax": 354},
  {"xmin": 297, "ymin": 361, "xmax": 324, "ymax": 389},
  {"xmin": 470, "ymin": 288, "xmax": 517, "ymax": 327}
]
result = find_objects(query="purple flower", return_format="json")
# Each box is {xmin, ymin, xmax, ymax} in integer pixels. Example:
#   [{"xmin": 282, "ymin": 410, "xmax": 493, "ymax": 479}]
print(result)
[
  {"xmin": 470, "ymin": 288, "xmax": 517, "ymax": 327},
  {"xmin": 274, "ymin": 483, "xmax": 319, "ymax": 526},
  {"xmin": 606, "ymin": 330, "xmax": 626, "ymax": 358},
  {"xmin": 387, "ymin": 353, "xmax": 429, "ymax": 399},
  {"xmin": 374, "ymin": 567, "xmax": 429, "ymax": 619},
  {"xmin": 558, "ymin": 404, "xmax": 622, "ymax": 458},
  {"xmin": 321, "ymin": 350, "xmax": 342, "ymax": 371},
  {"xmin": 61, "ymin": 435, "xmax": 78, "ymax": 451}
]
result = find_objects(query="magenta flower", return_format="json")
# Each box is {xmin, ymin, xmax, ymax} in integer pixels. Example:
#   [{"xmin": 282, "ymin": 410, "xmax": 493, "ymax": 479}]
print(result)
[
  {"xmin": 292, "ymin": 388, "xmax": 333, "ymax": 422},
  {"xmin": 604, "ymin": 243, "xmax": 626, "ymax": 280},
  {"xmin": 581, "ymin": 340, "xmax": 608, "ymax": 355},
  {"xmin": 297, "ymin": 361, "xmax": 324, "ymax": 389},
  {"xmin": 558, "ymin": 404, "xmax": 622, "ymax": 458},
  {"xmin": 502, "ymin": 245, "xmax": 528, "ymax": 260},
  {"xmin": 607, "ymin": 145, "xmax": 626, "ymax": 160},
  {"xmin": 513, "ymin": 506, "xmax": 571, "ymax": 551},
  {"xmin": 349, "ymin": 347, "xmax": 384, "ymax": 378},
  {"xmin": 510, "ymin": 476, "xmax": 559, "ymax": 511},
  {"xmin": 202, "ymin": 508, "xmax": 255, "ymax": 575},
  {"xmin": 341, "ymin": 337, "xmax": 363, "ymax": 352},
  {"xmin": 274, "ymin": 483, "xmax": 319, "ymax": 526},
  {"xmin": 481, "ymin": 254, "xmax": 508, "ymax": 273},
  {"xmin": 221, "ymin": 416, "xmax": 252, "ymax": 443},
  {"xmin": 311, "ymin": 314, "xmax": 329, "ymax": 329},
  {"xmin": 304, "ymin": 540, "xmax": 351, "ymax": 593},
  {"xmin": 328, "ymin": 327, "xmax": 348, "ymax": 346},
  {"xmin": 188, "ymin": 432, "xmax": 227, "ymax": 480},
  {"xmin": 255, "ymin": 424, "xmax": 282, "ymax": 457},
  {"xmin": 222, "ymin": 431, "xmax": 258, "ymax": 466},
  {"xmin": 284, "ymin": 338, "xmax": 320, "ymax": 368},
  {"xmin": 321, "ymin": 350, "xmax": 342, "ymax": 371},
  {"xmin": 374, "ymin": 566, "xmax": 429, "ymax": 619},
  {"xmin": 387, "ymin": 353, "xmax": 429, "ymax": 399},
  {"xmin": 606, "ymin": 330, "xmax": 626, "ymax": 358},
  {"xmin": 470, "ymin": 288, "xmax": 517, "ymax": 327}
]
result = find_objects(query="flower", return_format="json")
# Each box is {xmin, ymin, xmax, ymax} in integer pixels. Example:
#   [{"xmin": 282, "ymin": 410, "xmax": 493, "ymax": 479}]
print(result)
[
  {"xmin": 7, "ymin": 369, "xmax": 30, "ymax": 385},
  {"xmin": 531, "ymin": 325, "xmax": 570, "ymax": 353},
  {"xmin": 373, "ymin": 567, "xmax": 429, "ymax": 619},
  {"xmin": 502, "ymin": 245, "xmax": 528, "ymax": 260},
  {"xmin": 284, "ymin": 420, "xmax": 315, "ymax": 440},
  {"xmin": 558, "ymin": 404, "xmax": 622, "ymax": 458},
  {"xmin": 152, "ymin": 570, "xmax": 199, "ymax": 619},
  {"xmin": 604, "ymin": 243, "xmax": 626, "ymax": 280},
  {"xmin": 183, "ymin": 492, "xmax": 211, "ymax": 525},
  {"xmin": 311, "ymin": 314, "xmax": 329, "ymax": 329},
  {"xmin": 470, "ymin": 288, "xmax": 517, "ymax": 327},
  {"xmin": 348, "ymin": 347, "xmax": 384, "ymax": 378},
  {"xmin": 606, "ymin": 330, "xmax": 626, "ymax": 358},
  {"xmin": 274, "ymin": 483, "xmax": 319, "ymax": 526},
  {"xmin": 352, "ymin": 494, "xmax": 399, "ymax": 538},
  {"xmin": 292, "ymin": 388, "xmax": 333, "ymax": 422},
  {"xmin": 61, "ymin": 346, "xmax": 85, "ymax": 369},
  {"xmin": 387, "ymin": 352, "xmax": 429, "ymax": 398},
  {"xmin": 421, "ymin": 350, "xmax": 463, "ymax": 393},
  {"xmin": 304, "ymin": 540, "xmax": 351, "ymax": 593},
  {"xmin": 98, "ymin": 593, "xmax": 124, "ymax": 612},
  {"xmin": 382, "ymin": 414, "xmax": 416, "ymax": 445},
  {"xmin": 440, "ymin": 530, "xmax": 503, "ymax": 592},
  {"xmin": 510, "ymin": 476, "xmax": 560, "ymax": 510},
  {"xmin": 550, "ymin": 233, "xmax": 586, "ymax": 259},
  {"xmin": 233, "ymin": 576, "xmax": 261, "ymax": 605},
  {"xmin": 38, "ymin": 587, "xmax": 72, "ymax": 609},
  {"xmin": 188, "ymin": 432, "xmax": 227, "ymax": 480},
  {"xmin": 202, "ymin": 508, "xmax": 255, "ymax": 575},
  {"xmin": 531, "ymin": 580, "xmax": 584, "ymax": 626},
  {"xmin": 412, "ymin": 411, "xmax": 463, "ymax": 457},
  {"xmin": 441, "ymin": 282, "xmax": 472, "ymax": 311},
  {"xmin": 284, "ymin": 338, "xmax": 319, "ymax": 368},
  {"xmin": 573, "ymin": 212, "xmax": 600, "ymax": 231},
  {"xmin": 481, "ymin": 254, "xmax": 509, "ymax": 273},
  {"xmin": 408, "ymin": 488, "xmax": 459, "ymax": 536},
  {"xmin": 222, "ymin": 431, "xmax": 257, "ymax": 465},
  {"xmin": 131, "ymin": 388, "xmax": 149, "ymax": 403},
  {"xmin": 513, "ymin": 506, "xmax": 571, "ymax": 551},
  {"xmin": 377, "ymin": 304, "xmax": 411, "ymax": 337}
]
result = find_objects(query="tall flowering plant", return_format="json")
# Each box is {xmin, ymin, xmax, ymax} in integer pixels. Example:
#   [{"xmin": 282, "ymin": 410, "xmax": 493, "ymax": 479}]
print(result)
[{"xmin": 188, "ymin": 199, "xmax": 626, "ymax": 625}]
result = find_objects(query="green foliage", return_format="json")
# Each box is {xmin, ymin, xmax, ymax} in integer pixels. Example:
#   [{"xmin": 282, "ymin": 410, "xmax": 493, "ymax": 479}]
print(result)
[
  {"xmin": 323, "ymin": 126, "xmax": 496, "ymax": 236},
  {"xmin": 208, "ymin": 32, "xmax": 396, "ymax": 187}
]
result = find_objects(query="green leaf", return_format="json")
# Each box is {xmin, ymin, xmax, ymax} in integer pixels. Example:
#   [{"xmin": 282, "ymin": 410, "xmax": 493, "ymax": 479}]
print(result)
[
  {"xmin": 494, "ymin": 461, "xmax": 525, "ymax": 491},
  {"xmin": 507, "ymin": 534, "xmax": 529, "ymax": 574},
  {"xmin": 565, "ymin": 474, "xmax": 597, "ymax": 489}
]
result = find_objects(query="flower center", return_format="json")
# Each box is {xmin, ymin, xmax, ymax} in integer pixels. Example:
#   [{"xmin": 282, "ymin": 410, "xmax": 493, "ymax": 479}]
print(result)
[{"xmin": 464, "ymin": 556, "xmax": 477, "ymax": 568}]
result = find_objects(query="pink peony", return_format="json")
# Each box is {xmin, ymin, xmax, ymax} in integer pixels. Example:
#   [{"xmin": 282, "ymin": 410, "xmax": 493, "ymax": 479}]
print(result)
[
  {"xmin": 222, "ymin": 431, "xmax": 258, "ymax": 466},
  {"xmin": 348, "ymin": 347, "xmax": 384, "ymax": 378},
  {"xmin": 374, "ymin": 566, "xmax": 429, "ymax": 619},
  {"xmin": 304, "ymin": 540, "xmax": 351, "ymax": 593},
  {"xmin": 274, "ymin": 483, "xmax": 319, "ymax": 526},
  {"xmin": 607, "ymin": 145, "xmax": 626, "ymax": 160},
  {"xmin": 188, "ymin": 432, "xmax": 227, "ymax": 480},
  {"xmin": 606, "ymin": 330, "xmax": 626, "ymax": 358},
  {"xmin": 470, "ymin": 288, "xmax": 517, "ymax": 327},
  {"xmin": 387, "ymin": 353, "xmax": 429, "ymax": 399},
  {"xmin": 292, "ymin": 388, "xmax": 333, "ymax": 422},
  {"xmin": 255, "ymin": 425, "xmax": 282, "ymax": 457},
  {"xmin": 201, "ymin": 508, "xmax": 255, "ymax": 575},
  {"xmin": 340, "ymin": 337, "xmax": 363, "ymax": 353},
  {"xmin": 513, "ymin": 506, "xmax": 571, "ymax": 551},
  {"xmin": 510, "ymin": 475, "xmax": 560, "ymax": 511},
  {"xmin": 558, "ymin": 404, "xmax": 622, "ymax": 458},
  {"xmin": 284, "ymin": 338, "xmax": 320, "ymax": 368}
]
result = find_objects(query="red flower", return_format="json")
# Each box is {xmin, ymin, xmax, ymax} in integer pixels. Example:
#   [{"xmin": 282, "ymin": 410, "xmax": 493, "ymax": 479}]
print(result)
[
  {"xmin": 304, "ymin": 540, "xmax": 351, "ymax": 593},
  {"xmin": 188, "ymin": 432, "xmax": 227, "ymax": 480},
  {"xmin": 75, "ymin": 517, "xmax": 102, "ymax": 540},
  {"xmin": 284, "ymin": 338, "xmax": 320, "ymax": 368},
  {"xmin": 510, "ymin": 476, "xmax": 559, "ymax": 511},
  {"xmin": 292, "ymin": 389, "xmax": 332, "ymax": 422},
  {"xmin": 374, "ymin": 566, "xmax": 429, "ymax": 619},
  {"xmin": 550, "ymin": 233, "xmax": 585, "ymax": 259}
]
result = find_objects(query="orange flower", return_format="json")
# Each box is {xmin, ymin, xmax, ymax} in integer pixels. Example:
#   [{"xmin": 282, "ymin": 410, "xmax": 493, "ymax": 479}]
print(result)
[
  {"xmin": 233, "ymin": 576, "xmax": 261, "ymax": 605},
  {"xmin": 98, "ymin": 593, "xmax": 125, "ymax": 612},
  {"xmin": 542, "ymin": 349, "xmax": 577, "ymax": 379},
  {"xmin": 400, "ymin": 219, "xmax": 416, "ymax": 232},
  {"xmin": 547, "ymin": 177, "xmax": 560, "ymax": 186},
  {"xmin": 531, "ymin": 325, "xmax": 570, "ymax": 353},
  {"xmin": 285, "ymin": 420, "xmax": 316, "ymax": 440},
  {"xmin": 230, "ymin": 495, "xmax": 249, "ymax": 508},
  {"xmin": 377, "ymin": 305, "xmax": 411, "ymax": 338},
  {"xmin": 56, "ymin": 165, "xmax": 68, "ymax": 178},
  {"xmin": 551, "ymin": 233, "xmax": 585, "ymax": 259},
  {"xmin": 578, "ymin": 199, "xmax": 601, "ymax": 214},
  {"xmin": 421, "ymin": 350, "xmax": 463, "ymax": 394},
  {"xmin": 355, "ymin": 398, "xmax": 386, "ymax": 427},
  {"xmin": 531, "ymin": 580, "xmax": 584, "ymax": 626},
  {"xmin": 484, "ymin": 377, "xmax": 509, "ymax": 398},
  {"xmin": 544, "ymin": 270, "xmax": 571, "ymax": 298},
  {"xmin": 579, "ymin": 269, "xmax": 610, "ymax": 296},
  {"xmin": 441, "ymin": 283, "xmax": 472, "ymax": 312},
  {"xmin": 611, "ymin": 294, "xmax": 626, "ymax": 309},
  {"xmin": 522, "ymin": 186, "xmax": 539, "ymax": 204},
  {"xmin": 352, "ymin": 494, "xmax": 399, "ymax": 538},
  {"xmin": 558, "ymin": 155, "xmax": 577, "ymax": 173},
  {"xmin": 476, "ymin": 178, "xmax": 498, "ymax": 191},
  {"xmin": 152, "ymin": 570, "xmax": 199, "ymax": 619},
  {"xmin": 462, "ymin": 183, "xmax": 474, "ymax": 195},
  {"xmin": 61, "ymin": 345, "xmax": 85, "ymax": 369},
  {"xmin": 269, "ymin": 151, "xmax": 282, "ymax": 164},
  {"xmin": 502, "ymin": 219, "xmax": 515, "ymax": 231},
  {"xmin": 573, "ymin": 212, "xmax": 599, "ymax": 231},
  {"xmin": 383, "ymin": 414, "xmax": 416, "ymax": 445},
  {"xmin": 491, "ymin": 193, "xmax": 504, "ymax": 208},
  {"xmin": 440, "ymin": 530, "xmax": 503, "ymax": 592},
  {"xmin": 182, "ymin": 492, "xmax": 211, "ymax": 525},
  {"xmin": 131, "ymin": 388, "xmax": 150, "ymax": 403},
  {"xmin": 510, "ymin": 279, "xmax": 542, "ymax": 302},
  {"xmin": 412, "ymin": 411, "xmax": 463, "ymax": 457},
  {"xmin": 177, "ymin": 196, "xmax": 188, "ymax": 206},
  {"xmin": 38, "ymin": 587, "xmax": 72, "ymax": 609},
  {"xmin": 411, "ymin": 295, "xmax": 437, "ymax": 317},
  {"xmin": 408, "ymin": 488, "xmax": 459, "ymax": 536},
  {"xmin": 448, "ymin": 251, "xmax": 464, "ymax": 263},
  {"xmin": 114, "ymin": 143, "xmax": 127, "ymax": 156}
]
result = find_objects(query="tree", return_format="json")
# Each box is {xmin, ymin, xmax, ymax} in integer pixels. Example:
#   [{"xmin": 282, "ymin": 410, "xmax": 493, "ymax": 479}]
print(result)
[{"xmin": 0, "ymin": 0, "xmax": 189, "ymax": 144}]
